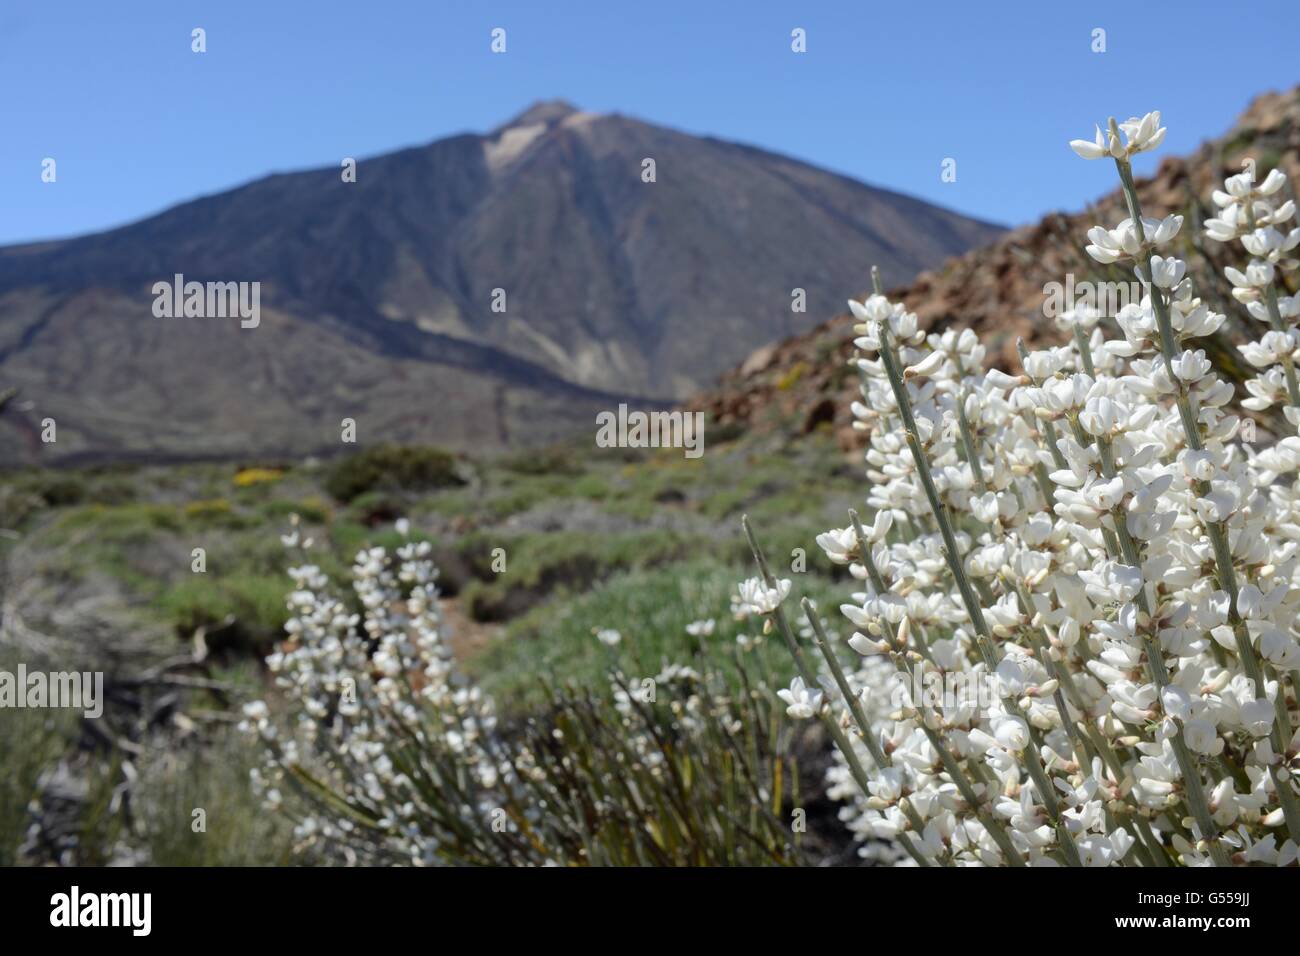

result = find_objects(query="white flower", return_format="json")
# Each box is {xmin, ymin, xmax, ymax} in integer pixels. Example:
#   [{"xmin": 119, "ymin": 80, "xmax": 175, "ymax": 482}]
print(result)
[
  {"xmin": 992, "ymin": 715, "xmax": 1030, "ymax": 751},
  {"xmin": 848, "ymin": 295, "xmax": 921, "ymax": 345},
  {"xmin": 1183, "ymin": 718, "xmax": 1224, "ymax": 756},
  {"xmin": 1069, "ymin": 124, "xmax": 1110, "ymax": 160},
  {"xmin": 1146, "ymin": 255, "xmax": 1185, "ymax": 289},
  {"xmin": 1117, "ymin": 111, "xmax": 1167, "ymax": 157},
  {"xmin": 815, "ymin": 526, "xmax": 858, "ymax": 565},
  {"xmin": 596, "ymin": 628, "xmax": 623, "ymax": 647},
  {"xmin": 1161, "ymin": 685, "xmax": 1193, "ymax": 721},
  {"xmin": 904, "ymin": 349, "xmax": 946, "ymax": 379},
  {"xmin": 1258, "ymin": 628, "xmax": 1300, "ymax": 669},
  {"xmin": 685, "ymin": 618, "xmax": 716, "ymax": 637},
  {"xmin": 995, "ymin": 659, "xmax": 1027, "ymax": 697},
  {"xmin": 867, "ymin": 767, "xmax": 904, "ymax": 803},
  {"xmin": 983, "ymin": 592, "xmax": 1022, "ymax": 633},
  {"xmin": 1085, "ymin": 216, "xmax": 1181, "ymax": 263},
  {"xmin": 1258, "ymin": 168, "xmax": 1288, "ymax": 195},
  {"xmin": 242, "ymin": 700, "xmax": 270, "ymax": 721},
  {"xmin": 1241, "ymin": 225, "xmax": 1300, "ymax": 263},
  {"xmin": 1239, "ymin": 699, "xmax": 1275, "ymax": 738},
  {"xmin": 1070, "ymin": 112, "xmax": 1165, "ymax": 161},
  {"xmin": 864, "ymin": 509, "xmax": 893, "ymax": 541},
  {"xmin": 1209, "ymin": 779, "xmax": 1240, "ymax": 826},
  {"xmin": 1239, "ymin": 331, "xmax": 1296, "ymax": 368},
  {"xmin": 1171, "ymin": 349, "xmax": 1211, "ymax": 382},
  {"xmin": 1079, "ymin": 561, "xmax": 1143, "ymax": 605},
  {"xmin": 777, "ymin": 676, "xmax": 823, "ymax": 719},
  {"xmin": 735, "ymin": 577, "xmax": 793, "ymax": 616},
  {"xmin": 1225, "ymin": 261, "xmax": 1275, "ymax": 303}
]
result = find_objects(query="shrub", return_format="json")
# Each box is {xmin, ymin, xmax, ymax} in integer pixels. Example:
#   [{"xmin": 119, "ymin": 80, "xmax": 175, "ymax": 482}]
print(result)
[
  {"xmin": 455, "ymin": 529, "xmax": 696, "ymax": 622},
  {"xmin": 261, "ymin": 496, "xmax": 331, "ymax": 524},
  {"xmin": 705, "ymin": 419, "xmax": 747, "ymax": 446},
  {"xmin": 746, "ymin": 112, "xmax": 1300, "ymax": 867},
  {"xmin": 0, "ymin": 486, "xmax": 46, "ymax": 529},
  {"xmin": 33, "ymin": 473, "xmax": 88, "ymax": 507},
  {"xmin": 233, "ymin": 467, "xmax": 284, "ymax": 488},
  {"xmin": 242, "ymin": 522, "xmax": 808, "ymax": 865},
  {"xmin": 498, "ymin": 444, "xmax": 585, "ymax": 477},
  {"xmin": 183, "ymin": 498, "xmax": 242, "ymax": 527},
  {"xmin": 158, "ymin": 573, "xmax": 289, "ymax": 652},
  {"xmin": 324, "ymin": 445, "xmax": 463, "ymax": 502}
]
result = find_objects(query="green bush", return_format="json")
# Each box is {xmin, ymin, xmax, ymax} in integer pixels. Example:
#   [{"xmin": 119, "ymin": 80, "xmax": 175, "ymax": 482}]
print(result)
[
  {"xmin": 497, "ymin": 444, "xmax": 585, "ymax": 477},
  {"xmin": 457, "ymin": 529, "xmax": 697, "ymax": 622},
  {"xmin": 0, "ymin": 486, "xmax": 46, "ymax": 528},
  {"xmin": 183, "ymin": 497, "xmax": 254, "ymax": 529},
  {"xmin": 33, "ymin": 473, "xmax": 88, "ymax": 507},
  {"xmin": 324, "ymin": 445, "xmax": 463, "ymax": 502},
  {"xmin": 260, "ymin": 496, "xmax": 330, "ymax": 524},
  {"xmin": 157, "ymin": 573, "xmax": 289, "ymax": 652}
]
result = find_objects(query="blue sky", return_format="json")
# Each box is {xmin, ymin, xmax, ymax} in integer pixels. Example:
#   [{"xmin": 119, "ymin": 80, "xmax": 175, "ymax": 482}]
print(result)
[{"xmin": 2, "ymin": 0, "xmax": 1296, "ymax": 244}]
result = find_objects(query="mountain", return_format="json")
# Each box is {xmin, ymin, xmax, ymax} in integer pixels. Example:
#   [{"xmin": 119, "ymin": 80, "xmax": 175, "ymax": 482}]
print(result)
[
  {"xmin": 690, "ymin": 88, "xmax": 1300, "ymax": 448},
  {"xmin": 0, "ymin": 100, "xmax": 1002, "ymax": 464}
]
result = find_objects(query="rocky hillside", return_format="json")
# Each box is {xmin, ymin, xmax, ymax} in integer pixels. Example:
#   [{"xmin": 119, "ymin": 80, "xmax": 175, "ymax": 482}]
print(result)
[
  {"xmin": 691, "ymin": 88, "xmax": 1300, "ymax": 450},
  {"xmin": 0, "ymin": 101, "xmax": 1001, "ymax": 464}
]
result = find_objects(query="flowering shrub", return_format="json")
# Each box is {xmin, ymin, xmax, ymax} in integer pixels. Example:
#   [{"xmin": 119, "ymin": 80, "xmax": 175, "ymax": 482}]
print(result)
[
  {"xmin": 746, "ymin": 112, "xmax": 1300, "ymax": 866},
  {"xmin": 243, "ymin": 518, "xmax": 807, "ymax": 865},
  {"xmin": 232, "ymin": 467, "xmax": 284, "ymax": 488},
  {"xmin": 241, "ymin": 519, "xmax": 506, "ymax": 864}
]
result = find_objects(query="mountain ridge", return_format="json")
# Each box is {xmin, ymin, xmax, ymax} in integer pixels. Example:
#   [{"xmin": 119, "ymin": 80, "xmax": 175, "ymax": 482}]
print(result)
[{"xmin": 0, "ymin": 101, "xmax": 1003, "ymax": 463}]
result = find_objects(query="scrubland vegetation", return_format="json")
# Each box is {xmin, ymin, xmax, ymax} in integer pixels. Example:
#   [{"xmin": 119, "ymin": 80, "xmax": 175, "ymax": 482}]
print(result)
[{"xmin": 0, "ymin": 427, "xmax": 860, "ymax": 864}]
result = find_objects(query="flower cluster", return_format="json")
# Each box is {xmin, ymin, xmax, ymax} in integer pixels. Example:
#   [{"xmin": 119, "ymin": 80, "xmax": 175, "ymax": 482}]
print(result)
[
  {"xmin": 244, "ymin": 519, "xmax": 805, "ymax": 865},
  {"xmin": 1204, "ymin": 164, "xmax": 1300, "ymax": 430},
  {"xmin": 758, "ymin": 113, "xmax": 1300, "ymax": 866},
  {"xmin": 241, "ymin": 519, "xmax": 514, "ymax": 865}
]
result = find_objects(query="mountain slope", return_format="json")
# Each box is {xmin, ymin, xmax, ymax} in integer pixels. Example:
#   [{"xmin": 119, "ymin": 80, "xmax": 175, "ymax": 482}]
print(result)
[
  {"xmin": 0, "ymin": 100, "xmax": 1002, "ymax": 463},
  {"xmin": 690, "ymin": 88, "xmax": 1300, "ymax": 449}
]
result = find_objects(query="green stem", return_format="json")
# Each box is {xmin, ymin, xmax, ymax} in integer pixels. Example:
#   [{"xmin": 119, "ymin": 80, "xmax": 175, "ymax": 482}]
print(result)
[
  {"xmin": 874, "ymin": 319, "xmax": 1081, "ymax": 864},
  {"xmin": 846, "ymin": 508, "xmax": 889, "ymax": 596},
  {"xmin": 1072, "ymin": 324, "xmax": 1097, "ymax": 378},
  {"xmin": 744, "ymin": 514, "xmax": 932, "ymax": 865},
  {"xmin": 800, "ymin": 600, "xmax": 933, "ymax": 838}
]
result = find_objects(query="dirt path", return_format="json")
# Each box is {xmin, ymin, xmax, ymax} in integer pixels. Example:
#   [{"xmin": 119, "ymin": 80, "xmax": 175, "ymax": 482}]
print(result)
[{"xmin": 439, "ymin": 596, "xmax": 503, "ymax": 661}]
